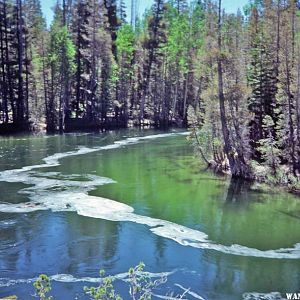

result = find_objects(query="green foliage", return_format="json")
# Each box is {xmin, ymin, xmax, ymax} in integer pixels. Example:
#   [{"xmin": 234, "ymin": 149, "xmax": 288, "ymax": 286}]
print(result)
[
  {"xmin": 48, "ymin": 25, "xmax": 75, "ymax": 73},
  {"xmin": 33, "ymin": 274, "xmax": 52, "ymax": 300},
  {"xmin": 84, "ymin": 262, "xmax": 167, "ymax": 300},
  {"xmin": 115, "ymin": 24, "xmax": 135, "ymax": 86},
  {"xmin": 110, "ymin": 62, "xmax": 120, "ymax": 83},
  {"xmin": 247, "ymin": 3, "xmax": 279, "ymax": 155},
  {"xmin": 32, "ymin": 263, "xmax": 191, "ymax": 300},
  {"xmin": 257, "ymin": 116, "xmax": 281, "ymax": 175},
  {"xmin": 84, "ymin": 270, "xmax": 122, "ymax": 300},
  {"xmin": 128, "ymin": 261, "xmax": 165, "ymax": 300},
  {"xmin": 116, "ymin": 24, "xmax": 135, "ymax": 62},
  {"xmin": 164, "ymin": 4, "xmax": 190, "ymax": 74}
]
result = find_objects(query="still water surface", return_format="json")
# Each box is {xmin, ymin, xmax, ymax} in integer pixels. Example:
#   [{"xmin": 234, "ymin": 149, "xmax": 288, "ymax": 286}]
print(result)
[{"xmin": 0, "ymin": 129, "xmax": 299, "ymax": 299}]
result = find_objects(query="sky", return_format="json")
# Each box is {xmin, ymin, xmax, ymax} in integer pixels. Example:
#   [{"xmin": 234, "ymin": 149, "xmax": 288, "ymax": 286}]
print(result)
[{"xmin": 41, "ymin": 0, "xmax": 249, "ymax": 27}]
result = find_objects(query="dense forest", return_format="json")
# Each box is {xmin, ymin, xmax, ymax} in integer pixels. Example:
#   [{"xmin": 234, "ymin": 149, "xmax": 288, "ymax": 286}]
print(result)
[
  {"xmin": 0, "ymin": 0, "xmax": 198, "ymax": 132},
  {"xmin": 1, "ymin": 0, "xmax": 300, "ymax": 181}
]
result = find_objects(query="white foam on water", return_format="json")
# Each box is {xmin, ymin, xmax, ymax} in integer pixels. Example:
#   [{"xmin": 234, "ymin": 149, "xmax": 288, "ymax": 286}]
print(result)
[
  {"xmin": 152, "ymin": 294, "xmax": 187, "ymax": 300},
  {"xmin": 174, "ymin": 284, "xmax": 206, "ymax": 300},
  {"xmin": 1, "ymin": 131, "xmax": 300, "ymax": 259},
  {"xmin": 242, "ymin": 292, "xmax": 285, "ymax": 300},
  {"xmin": 1, "ymin": 190, "xmax": 300, "ymax": 259},
  {"xmin": 0, "ymin": 219, "xmax": 17, "ymax": 227},
  {"xmin": 0, "ymin": 202, "xmax": 49, "ymax": 213},
  {"xmin": 0, "ymin": 132, "xmax": 186, "ymax": 178},
  {"xmin": 0, "ymin": 277, "xmax": 33, "ymax": 287},
  {"xmin": 40, "ymin": 132, "xmax": 185, "ymax": 166},
  {"xmin": 0, "ymin": 270, "xmax": 175, "ymax": 288}
]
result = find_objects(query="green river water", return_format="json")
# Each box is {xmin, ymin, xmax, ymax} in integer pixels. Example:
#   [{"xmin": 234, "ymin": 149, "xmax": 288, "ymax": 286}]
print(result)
[{"xmin": 0, "ymin": 129, "xmax": 299, "ymax": 299}]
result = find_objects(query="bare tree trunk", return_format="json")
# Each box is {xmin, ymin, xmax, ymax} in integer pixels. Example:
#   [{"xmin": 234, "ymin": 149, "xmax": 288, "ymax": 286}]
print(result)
[
  {"xmin": 217, "ymin": 0, "xmax": 234, "ymax": 171},
  {"xmin": 75, "ymin": 7, "xmax": 81, "ymax": 118},
  {"xmin": 24, "ymin": 29, "xmax": 29, "ymax": 121},
  {"xmin": 16, "ymin": 0, "xmax": 25, "ymax": 124},
  {"xmin": 41, "ymin": 37, "xmax": 49, "ymax": 126},
  {"xmin": 296, "ymin": 43, "xmax": 300, "ymax": 159},
  {"xmin": 284, "ymin": 31, "xmax": 297, "ymax": 175},
  {"xmin": 59, "ymin": 0, "xmax": 68, "ymax": 133},
  {"xmin": 276, "ymin": 0, "xmax": 281, "ymax": 71},
  {"xmin": 0, "ymin": 10, "xmax": 8, "ymax": 123},
  {"xmin": 183, "ymin": 75, "xmax": 188, "ymax": 125},
  {"xmin": 3, "ymin": 0, "xmax": 15, "ymax": 122}
]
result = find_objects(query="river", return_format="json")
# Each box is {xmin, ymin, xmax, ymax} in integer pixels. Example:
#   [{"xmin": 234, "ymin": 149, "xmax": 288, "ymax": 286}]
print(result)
[{"xmin": 0, "ymin": 129, "xmax": 299, "ymax": 299}]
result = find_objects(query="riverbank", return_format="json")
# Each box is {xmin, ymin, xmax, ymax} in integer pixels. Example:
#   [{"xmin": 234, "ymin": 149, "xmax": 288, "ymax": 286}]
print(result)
[
  {"xmin": 0, "ymin": 118, "xmax": 186, "ymax": 136},
  {"xmin": 252, "ymin": 164, "xmax": 300, "ymax": 197},
  {"xmin": 206, "ymin": 158, "xmax": 300, "ymax": 198}
]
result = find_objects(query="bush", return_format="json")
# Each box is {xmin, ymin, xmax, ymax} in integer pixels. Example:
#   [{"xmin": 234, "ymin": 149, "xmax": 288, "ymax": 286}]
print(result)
[{"xmin": 34, "ymin": 263, "xmax": 173, "ymax": 300}]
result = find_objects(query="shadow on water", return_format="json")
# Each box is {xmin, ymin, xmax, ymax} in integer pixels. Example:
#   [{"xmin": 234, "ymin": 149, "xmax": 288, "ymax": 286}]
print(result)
[
  {"xmin": 225, "ymin": 178, "xmax": 253, "ymax": 203},
  {"xmin": 276, "ymin": 209, "xmax": 300, "ymax": 220},
  {"xmin": 223, "ymin": 178, "xmax": 267, "ymax": 209}
]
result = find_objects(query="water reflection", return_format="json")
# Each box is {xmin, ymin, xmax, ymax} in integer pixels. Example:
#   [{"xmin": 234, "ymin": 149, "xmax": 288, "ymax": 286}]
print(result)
[
  {"xmin": 225, "ymin": 178, "xmax": 253, "ymax": 204},
  {"xmin": 0, "ymin": 211, "xmax": 121, "ymax": 277}
]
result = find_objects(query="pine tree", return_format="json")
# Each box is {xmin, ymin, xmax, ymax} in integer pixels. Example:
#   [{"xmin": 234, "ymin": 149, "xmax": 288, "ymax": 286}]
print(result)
[
  {"xmin": 247, "ymin": 2, "xmax": 279, "ymax": 159},
  {"xmin": 72, "ymin": 0, "xmax": 92, "ymax": 119},
  {"xmin": 104, "ymin": 0, "xmax": 120, "ymax": 57},
  {"xmin": 276, "ymin": 0, "xmax": 298, "ymax": 174},
  {"xmin": 116, "ymin": 23, "xmax": 135, "ymax": 126},
  {"xmin": 47, "ymin": 3, "xmax": 75, "ymax": 132},
  {"xmin": 23, "ymin": 0, "xmax": 47, "ymax": 128},
  {"xmin": 139, "ymin": 0, "xmax": 166, "ymax": 125}
]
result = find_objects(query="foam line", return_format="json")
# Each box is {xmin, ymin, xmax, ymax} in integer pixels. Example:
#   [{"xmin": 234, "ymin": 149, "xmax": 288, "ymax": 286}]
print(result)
[
  {"xmin": 151, "ymin": 294, "xmax": 186, "ymax": 300},
  {"xmin": 0, "ymin": 270, "xmax": 175, "ymax": 288},
  {"xmin": 1, "ymin": 191, "xmax": 300, "ymax": 259},
  {"xmin": 0, "ymin": 132, "xmax": 300, "ymax": 259},
  {"xmin": 242, "ymin": 292, "xmax": 284, "ymax": 300},
  {"xmin": 42, "ymin": 132, "xmax": 188, "ymax": 166},
  {"xmin": 0, "ymin": 132, "xmax": 186, "ymax": 176}
]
